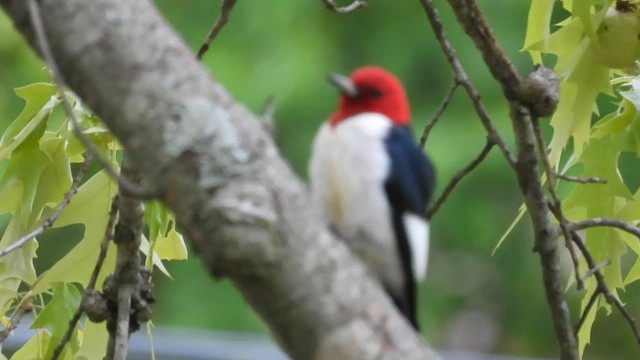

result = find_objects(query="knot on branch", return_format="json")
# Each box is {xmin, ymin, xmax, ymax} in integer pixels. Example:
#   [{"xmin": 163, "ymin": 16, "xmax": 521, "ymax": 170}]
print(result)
[
  {"xmin": 519, "ymin": 66, "xmax": 560, "ymax": 117},
  {"xmin": 82, "ymin": 289, "xmax": 110, "ymax": 323},
  {"xmin": 83, "ymin": 268, "xmax": 155, "ymax": 334}
]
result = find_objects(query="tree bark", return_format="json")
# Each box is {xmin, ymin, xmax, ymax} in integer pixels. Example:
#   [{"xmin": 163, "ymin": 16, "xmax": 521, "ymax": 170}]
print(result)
[
  {"xmin": 0, "ymin": 0, "xmax": 438, "ymax": 359},
  {"xmin": 442, "ymin": 1, "xmax": 577, "ymax": 358}
]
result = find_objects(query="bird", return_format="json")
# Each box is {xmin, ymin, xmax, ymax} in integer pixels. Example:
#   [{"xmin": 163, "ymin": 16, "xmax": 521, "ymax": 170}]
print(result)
[{"xmin": 308, "ymin": 66, "xmax": 436, "ymax": 329}]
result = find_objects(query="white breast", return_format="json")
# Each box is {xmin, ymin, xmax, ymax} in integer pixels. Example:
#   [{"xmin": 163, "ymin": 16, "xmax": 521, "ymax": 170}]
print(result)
[{"xmin": 309, "ymin": 113, "xmax": 408, "ymax": 293}]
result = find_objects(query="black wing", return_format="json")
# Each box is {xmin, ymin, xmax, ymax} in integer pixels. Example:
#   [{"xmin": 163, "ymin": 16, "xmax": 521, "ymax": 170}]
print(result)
[{"xmin": 383, "ymin": 125, "xmax": 436, "ymax": 329}]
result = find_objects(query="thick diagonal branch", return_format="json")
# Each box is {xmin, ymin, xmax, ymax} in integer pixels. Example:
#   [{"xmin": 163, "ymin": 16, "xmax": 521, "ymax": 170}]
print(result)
[{"xmin": 1, "ymin": 0, "xmax": 437, "ymax": 358}]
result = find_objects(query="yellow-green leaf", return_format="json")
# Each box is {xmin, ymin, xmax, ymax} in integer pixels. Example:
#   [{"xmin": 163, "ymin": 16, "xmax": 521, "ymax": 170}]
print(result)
[
  {"xmin": 31, "ymin": 283, "xmax": 81, "ymax": 359},
  {"xmin": 0, "ymin": 84, "xmax": 57, "ymax": 162},
  {"xmin": 577, "ymin": 289, "xmax": 601, "ymax": 357},
  {"xmin": 75, "ymin": 321, "xmax": 109, "ymax": 360},
  {"xmin": 523, "ymin": 0, "xmax": 555, "ymax": 63},
  {"xmin": 10, "ymin": 330, "xmax": 51, "ymax": 360},
  {"xmin": 0, "ymin": 217, "xmax": 37, "ymax": 311},
  {"xmin": 144, "ymin": 201, "xmax": 187, "ymax": 262},
  {"xmin": 33, "ymin": 171, "xmax": 118, "ymax": 294}
]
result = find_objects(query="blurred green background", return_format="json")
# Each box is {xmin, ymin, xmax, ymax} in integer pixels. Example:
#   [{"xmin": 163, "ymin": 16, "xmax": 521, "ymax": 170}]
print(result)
[{"xmin": 1, "ymin": 1, "xmax": 639, "ymax": 359}]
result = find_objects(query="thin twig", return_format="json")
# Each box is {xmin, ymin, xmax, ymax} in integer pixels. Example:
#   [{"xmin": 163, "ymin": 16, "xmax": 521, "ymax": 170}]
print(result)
[
  {"xmin": 196, "ymin": 0, "xmax": 238, "ymax": 60},
  {"xmin": 51, "ymin": 197, "xmax": 119, "ymax": 360},
  {"xmin": 610, "ymin": 292, "xmax": 640, "ymax": 344},
  {"xmin": 571, "ymin": 233, "xmax": 602, "ymax": 332},
  {"xmin": 568, "ymin": 218, "xmax": 640, "ymax": 239},
  {"xmin": 421, "ymin": 0, "xmax": 576, "ymax": 357},
  {"xmin": 417, "ymin": 0, "xmax": 516, "ymax": 168},
  {"xmin": 571, "ymin": 232, "xmax": 640, "ymax": 344},
  {"xmin": 27, "ymin": 0, "xmax": 155, "ymax": 200},
  {"xmin": 574, "ymin": 289, "xmax": 600, "ymax": 335},
  {"xmin": 85, "ymin": 199, "xmax": 119, "ymax": 296},
  {"xmin": 0, "ymin": 154, "xmax": 92, "ymax": 258},
  {"xmin": 429, "ymin": 0, "xmax": 635, "ymax": 351},
  {"xmin": 322, "ymin": 0, "xmax": 368, "ymax": 13},
  {"xmin": 260, "ymin": 95, "xmax": 277, "ymax": 137},
  {"xmin": 426, "ymin": 138, "xmax": 494, "ymax": 219},
  {"xmin": 555, "ymin": 173, "xmax": 607, "ymax": 185},
  {"xmin": 579, "ymin": 260, "xmax": 611, "ymax": 284},
  {"xmin": 0, "ymin": 304, "xmax": 28, "ymax": 343},
  {"xmin": 420, "ymin": 81, "xmax": 458, "ymax": 147},
  {"xmin": 532, "ymin": 119, "xmax": 583, "ymax": 289}
]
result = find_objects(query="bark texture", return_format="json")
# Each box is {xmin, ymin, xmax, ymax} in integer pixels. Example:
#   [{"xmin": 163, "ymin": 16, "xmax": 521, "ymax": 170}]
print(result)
[
  {"xmin": 443, "ymin": 1, "xmax": 576, "ymax": 358},
  {"xmin": 0, "ymin": 0, "xmax": 438, "ymax": 359}
]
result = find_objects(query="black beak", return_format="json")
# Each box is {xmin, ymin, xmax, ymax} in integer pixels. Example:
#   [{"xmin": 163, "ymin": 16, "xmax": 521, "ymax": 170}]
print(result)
[{"xmin": 327, "ymin": 73, "xmax": 359, "ymax": 98}]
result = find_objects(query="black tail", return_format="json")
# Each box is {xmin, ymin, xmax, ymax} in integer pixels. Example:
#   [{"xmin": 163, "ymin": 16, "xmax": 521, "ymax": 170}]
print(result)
[
  {"xmin": 386, "ymin": 202, "xmax": 419, "ymax": 330},
  {"xmin": 384, "ymin": 162, "xmax": 423, "ymax": 331}
]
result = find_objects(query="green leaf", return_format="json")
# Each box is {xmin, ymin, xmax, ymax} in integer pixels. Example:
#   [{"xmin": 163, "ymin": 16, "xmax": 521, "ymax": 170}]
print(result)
[
  {"xmin": 571, "ymin": 0, "xmax": 612, "ymax": 46},
  {"xmin": 548, "ymin": 52, "xmax": 611, "ymax": 164},
  {"xmin": 33, "ymin": 171, "xmax": 118, "ymax": 294},
  {"xmin": 0, "ymin": 84, "xmax": 57, "ymax": 162},
  {"xmin": 0, "ymin": 181, "xmax": 23, "ymax": 220},
  {"xmin": 624, "ymin": 254, "xmax": 640, "ymax": 284},
  {"xmin": 0, "ymin": 111, "xmax": 49, "ymax": 221},
  {"xmin": 0, "ymin": 217, "xmax": 37, "ymax": 311},
  {"xmin": 35, "ymin": 135, "xmax": 72, "ymax": 212},
  {"xmin": 75, "ymin": 321, "xmax": 108, "ymax": 360},
  {"xmin": 144, "ymin": 201, "xmax": 187, "ymax": 262},
  {"xmin": 527, "ymin": 5, "xmax": 611, "ymax": 165},
  {"xmin": 140, "ymin": 235, "xmax": 171, "ymax": 278},
  {"xmin": 0, "ymin": 80, "xmax": 188, "ymax": 359},
  {"xmin": 493, "ymin": 204, "xmax": 526, "ymax": 255},
  {"xmin": 156, "ymin": 225, "xmax": 187, "ymax": 260},
  {"xmin": 10, "ymin": 330, "xmax": 51, "ymax": 360},
  {"xmin": 522, "ymin": 0, "xmax": 555, "ymax": 63},
  {"xmin": 0, "ymin": 83, "xmax": 56, "ymax": 144},
  {"xmin": 600, "ymin": 227, "xmax": 626, "ymax": 290},
  {"xmin": 563, "ymin": 134, "xmax": 631, "ymax": 356},
  {"xmin": 616, "ymin": 191, "xmax": 640, "ymax": 256},
  {"xmin": 31, "ymin": 283, "xmax": 81, "ymax": 359},
  {"xmin": 591, "ymin": 100, "xmax": 634, "ymax": 140},
  {"xmin": 564, "ymin": 136, "xmax": 632, "ymax": 211},
  {"xmin": 577, "ymin": 288, "xmax": 602, "ymax": 358},
  {"xmin": 0, "ymin": 91, "xmax": 80, "ymax": 321}
]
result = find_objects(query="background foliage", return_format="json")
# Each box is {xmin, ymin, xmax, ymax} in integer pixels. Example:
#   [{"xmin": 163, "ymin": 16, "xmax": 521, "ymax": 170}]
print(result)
[{"xmin": 1, "ymin": 1, "xmax": 639, "ymax": 359}]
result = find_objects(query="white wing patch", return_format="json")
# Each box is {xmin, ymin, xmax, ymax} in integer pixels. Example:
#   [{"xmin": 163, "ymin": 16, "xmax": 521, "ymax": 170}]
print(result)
[{"xmin": 403, "ymin": 214, "xmax": 429, "ymax": 281}]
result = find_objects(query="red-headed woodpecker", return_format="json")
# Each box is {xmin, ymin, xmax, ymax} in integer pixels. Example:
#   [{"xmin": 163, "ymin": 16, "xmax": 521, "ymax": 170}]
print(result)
[{"xmin": 309, "ymin": 66, "xmax": 435, "ymax": 329}]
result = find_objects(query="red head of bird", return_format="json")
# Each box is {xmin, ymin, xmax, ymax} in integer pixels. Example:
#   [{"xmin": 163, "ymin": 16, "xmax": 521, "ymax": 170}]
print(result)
[{"xmin": 328, "ymin": 66, "xmax": 410, "ymax": 126}]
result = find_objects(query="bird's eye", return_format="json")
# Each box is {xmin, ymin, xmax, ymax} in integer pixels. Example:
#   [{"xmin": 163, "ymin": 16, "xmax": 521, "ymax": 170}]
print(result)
[{"xmin": 368, "ymin": 89, "xmax": 383, "ymax": 98}]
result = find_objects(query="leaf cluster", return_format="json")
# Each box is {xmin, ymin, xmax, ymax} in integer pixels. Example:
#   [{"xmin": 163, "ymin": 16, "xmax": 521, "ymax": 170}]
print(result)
[
  {"xmin": 526, "ymin": 0, "xmax": 640, "ymax": 356},
  {"xmin": 0, "ymin": 84, "xmax": 187, "ymax": 359}
]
